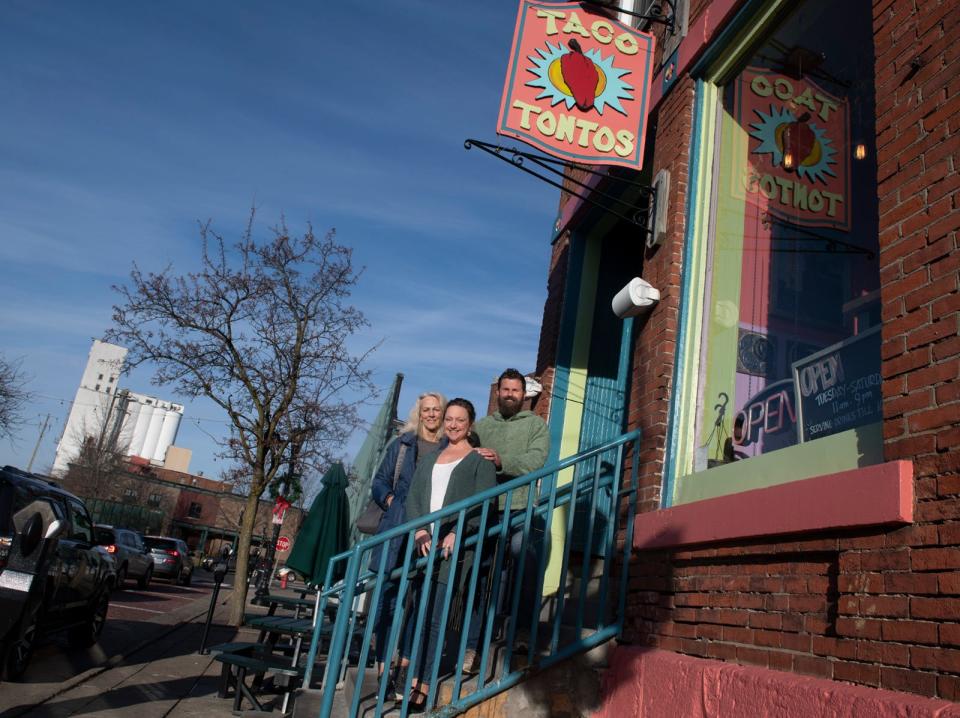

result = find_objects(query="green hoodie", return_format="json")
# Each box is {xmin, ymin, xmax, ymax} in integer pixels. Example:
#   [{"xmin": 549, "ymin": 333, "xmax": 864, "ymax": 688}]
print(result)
[{"xmin": 474, "ymin": 410, "xmax": 550, "ymax": 510}]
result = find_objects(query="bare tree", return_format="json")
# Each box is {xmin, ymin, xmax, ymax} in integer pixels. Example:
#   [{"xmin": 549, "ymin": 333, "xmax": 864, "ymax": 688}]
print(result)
[
  {"xmin": 107, "ymin": 214, "xmax": 375, "ymax": 624},
  {"xmin": 0, "ymin": 354, "xmax": 31, "ymax": 440}
]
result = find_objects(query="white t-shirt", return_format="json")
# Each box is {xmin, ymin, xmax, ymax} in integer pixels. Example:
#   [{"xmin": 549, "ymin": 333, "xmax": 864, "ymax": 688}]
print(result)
[{"xmin": 430, "ymin": 457, "xmax": 464, "ymax": 513}]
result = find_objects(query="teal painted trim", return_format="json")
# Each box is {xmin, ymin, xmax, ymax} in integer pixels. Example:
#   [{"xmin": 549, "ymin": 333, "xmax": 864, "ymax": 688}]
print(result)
[
  {"xmin": 546, "ymin": 232, "xmax": 586, "ymax": 469},
  {"xmin": 689, "ymin": 0, "xmax": 782, "ymax": 79},
  {"xmin": 616, "ymin": 317, "xmax": 635, "ymax": 422},
  {"xmin": 661, "ymin": 79, "xmax": 707, "ymax": 509}
]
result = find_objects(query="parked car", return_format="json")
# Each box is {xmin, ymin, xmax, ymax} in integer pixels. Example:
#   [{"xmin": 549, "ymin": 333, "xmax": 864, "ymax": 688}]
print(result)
[
  {"xmin": 0, "ymin": 466, "xmax": 113, "ymax": 681},
  {"xmin": 144, "ymin": 536, "xmax": 193, "ymax": 585},
  {"xmin": 94, "ymin": 525, "xmax": 153, "ymax": 590}
]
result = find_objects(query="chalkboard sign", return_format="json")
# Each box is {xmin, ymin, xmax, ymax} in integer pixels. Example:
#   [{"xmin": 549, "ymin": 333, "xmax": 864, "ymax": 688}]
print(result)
[{"xmin": 792, "ymin": 326, "xmax": 882, "ymax": 443}]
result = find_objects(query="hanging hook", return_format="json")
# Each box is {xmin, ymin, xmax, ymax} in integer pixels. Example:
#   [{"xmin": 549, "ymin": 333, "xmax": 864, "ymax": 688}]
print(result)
[{"xmin": 713, "ymin": 392, "xmax": 729, "ymax": 427}]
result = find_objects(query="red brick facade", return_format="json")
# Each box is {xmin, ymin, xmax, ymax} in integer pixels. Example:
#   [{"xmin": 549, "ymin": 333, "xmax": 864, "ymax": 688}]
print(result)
[{"xmin": 533, "ymin": 0, "xmax": 959, "ymax": 703}]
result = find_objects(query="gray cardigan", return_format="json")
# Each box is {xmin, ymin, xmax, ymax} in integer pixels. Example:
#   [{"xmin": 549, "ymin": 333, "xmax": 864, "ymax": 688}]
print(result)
[{"xmin": 405, "ymin": 449, "xmax": 496, "ymax": 585}]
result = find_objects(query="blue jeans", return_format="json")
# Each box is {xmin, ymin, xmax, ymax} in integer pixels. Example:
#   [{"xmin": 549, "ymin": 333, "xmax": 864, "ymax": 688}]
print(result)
[
  {"xmin": 374, "ymin": 576, "xmax": 416, "ymax": 665},
  {"xmin": 415, "ymin": 579, "xmax": 454, "ymax": 682}
]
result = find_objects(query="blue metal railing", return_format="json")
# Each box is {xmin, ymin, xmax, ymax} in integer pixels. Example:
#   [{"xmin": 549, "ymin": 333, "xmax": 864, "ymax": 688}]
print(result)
[{"xmin": 302, "ymin": 430, "xmax": 640, "ymax": 717}]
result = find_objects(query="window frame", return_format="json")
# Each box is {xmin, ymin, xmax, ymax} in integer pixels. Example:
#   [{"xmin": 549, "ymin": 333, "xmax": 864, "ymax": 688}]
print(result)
[{"xmin": 661, "ymin": 0, "xmax": 882, "ymax": 508}]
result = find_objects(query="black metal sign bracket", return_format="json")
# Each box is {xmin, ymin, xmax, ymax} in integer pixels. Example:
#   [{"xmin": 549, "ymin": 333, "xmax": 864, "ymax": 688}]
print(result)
[
  {"xmin": 464, "ymin": 138, "xmax": 657, "ymax": 232},
  {"xmin": 580, "ymin": 0, "xmax": 677, "ymax": 35}
]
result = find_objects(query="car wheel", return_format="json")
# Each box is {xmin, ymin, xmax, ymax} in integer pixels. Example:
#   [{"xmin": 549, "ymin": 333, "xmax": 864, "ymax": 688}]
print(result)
[
  {"xmin": 137, "ymin": 566, "xmax": 152, "ymax": 589},
  {"xmin": 68, "ymin": 591, "xmax": 109, "ymax": 649},
  {"xmin": 115, "ymin": 565, "xmax": 128, "ymax": 590},
  {"xmin": 3, "ymin": 603, "xmax": 40, "ymax": 681}
]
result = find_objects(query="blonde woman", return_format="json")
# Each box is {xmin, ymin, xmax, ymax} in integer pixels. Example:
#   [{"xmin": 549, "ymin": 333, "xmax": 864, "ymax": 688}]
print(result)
[{"xmin": 370, "ymin": 392, "xmax": 445, "ymax": 697}]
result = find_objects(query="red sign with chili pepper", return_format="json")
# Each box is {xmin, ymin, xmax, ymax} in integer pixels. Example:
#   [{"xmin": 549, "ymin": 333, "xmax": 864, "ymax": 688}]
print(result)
[{"xmin": 497, "ymin": 1, "xmax": 656, "ymax": 170}]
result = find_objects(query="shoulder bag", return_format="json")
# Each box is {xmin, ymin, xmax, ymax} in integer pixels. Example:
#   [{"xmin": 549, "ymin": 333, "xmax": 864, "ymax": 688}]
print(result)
[{"xmin": 355, "ymin": 443, "xmax": 408, "ymax": 534}]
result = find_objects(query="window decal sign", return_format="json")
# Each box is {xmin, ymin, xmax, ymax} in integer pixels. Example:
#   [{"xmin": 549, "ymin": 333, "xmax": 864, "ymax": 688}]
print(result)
[
  {"xmin": 497, "ymin": 1, "xmax": 656, "ymax": 169},
  {"xmin": 792, "ymin": 326, "xmax": 882, "ymax": 443},
  {"xmin": 733, "ymin": 68, "xmax": 851, "ymax": 230}
]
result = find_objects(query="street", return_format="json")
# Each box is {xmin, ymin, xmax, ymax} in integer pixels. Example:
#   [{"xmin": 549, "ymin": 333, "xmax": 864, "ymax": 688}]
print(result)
[{"xmin": 0, "ymin": 570, "xmax": 263, "ymax": 717}]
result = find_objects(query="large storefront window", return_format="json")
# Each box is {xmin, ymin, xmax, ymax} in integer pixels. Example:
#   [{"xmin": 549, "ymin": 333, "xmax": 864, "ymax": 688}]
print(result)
[{"xmin": 676, "ymin": 0, "xmax": 880, "ymax": 503}]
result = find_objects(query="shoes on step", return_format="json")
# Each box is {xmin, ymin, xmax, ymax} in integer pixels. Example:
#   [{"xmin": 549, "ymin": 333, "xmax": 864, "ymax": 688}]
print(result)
[
  {"xmin": 463, "ymin": 648, "xmax": 480, "ymax": 675},
  {"xmin": 390, "ymin": 663, "xmax": 409, "ymax": 702},
  {"xmin": 513, "ymin": 628, "xmax": 531, "ymax": 652},
  {"xmin": 405, "ymin": 688, "xmax": 428, "ymax": 713}
]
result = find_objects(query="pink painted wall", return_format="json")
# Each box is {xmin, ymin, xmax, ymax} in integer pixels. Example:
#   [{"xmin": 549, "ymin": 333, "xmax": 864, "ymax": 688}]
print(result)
[{"xmin": 595, "ymin": 647, "xmax": 960, "ymax": 718}]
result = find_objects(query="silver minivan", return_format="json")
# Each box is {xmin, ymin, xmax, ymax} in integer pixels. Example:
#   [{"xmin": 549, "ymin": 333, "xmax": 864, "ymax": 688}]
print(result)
[{"xmin": 94, "ymin": 525, "xmax": 153, "ymax": 589}]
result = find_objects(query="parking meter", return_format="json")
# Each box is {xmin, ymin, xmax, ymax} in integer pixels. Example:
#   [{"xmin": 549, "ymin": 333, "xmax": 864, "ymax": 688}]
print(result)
[{"xmin": 199, "ymin": 558, "xmax": 230, "ymax": 654}]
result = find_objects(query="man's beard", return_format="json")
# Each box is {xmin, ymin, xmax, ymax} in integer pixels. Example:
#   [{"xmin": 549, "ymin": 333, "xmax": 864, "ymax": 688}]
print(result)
[{"xmin": 498, "ymin": 396, "xmax": 521, "ymax": 418}]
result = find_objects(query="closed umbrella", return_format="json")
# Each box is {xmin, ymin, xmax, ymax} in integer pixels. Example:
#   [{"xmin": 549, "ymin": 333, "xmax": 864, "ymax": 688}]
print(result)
[
  {"xmin": 286, "ymin": 462, "xmax": 350, "ymax": 587},
  {"xmin": 345, "ymin": 373, "xmax": 403, "ymax": 545}
]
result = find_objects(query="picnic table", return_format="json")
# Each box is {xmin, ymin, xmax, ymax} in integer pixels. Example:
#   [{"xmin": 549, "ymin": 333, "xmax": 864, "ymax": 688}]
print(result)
[
  {"xmin": 251, "ymin": 592, "xmax": 315, "ymax": 618},
  {"xmin": 211, "ymin": 592, "xmax": 356, "ymax": 713},
  {"xmin": 212, "ymin": 614, "xmax": 331, "ymax": 712}
]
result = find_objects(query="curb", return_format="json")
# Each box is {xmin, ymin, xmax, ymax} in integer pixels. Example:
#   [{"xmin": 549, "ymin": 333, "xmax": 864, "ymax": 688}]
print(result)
[{"xmin": 5, "ymin": 585, "xmax": 236, "ymax": 717}]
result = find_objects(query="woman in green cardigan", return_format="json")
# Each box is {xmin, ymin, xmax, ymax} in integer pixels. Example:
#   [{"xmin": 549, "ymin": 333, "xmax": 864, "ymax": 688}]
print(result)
[{"xmin": 403, "ymin": 398, "xmax": 496, "ymax": 710}]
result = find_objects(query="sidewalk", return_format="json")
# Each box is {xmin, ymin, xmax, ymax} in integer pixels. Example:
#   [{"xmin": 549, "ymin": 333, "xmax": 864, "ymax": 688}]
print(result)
[{"xmin": 1, "ymin": 586, "xmax": 291, "ymax": 718}]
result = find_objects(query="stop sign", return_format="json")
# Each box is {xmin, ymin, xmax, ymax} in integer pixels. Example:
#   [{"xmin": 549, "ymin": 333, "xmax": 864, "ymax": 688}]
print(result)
[{"xmin": 276, "ymin": 536, "xmax": 291, "ymax": 552}]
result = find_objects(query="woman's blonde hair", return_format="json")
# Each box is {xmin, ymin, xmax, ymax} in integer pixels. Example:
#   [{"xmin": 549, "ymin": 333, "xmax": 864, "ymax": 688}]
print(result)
[{"xmin": 400, "ymin": 392, "xmax": 447, "ymax": 440}]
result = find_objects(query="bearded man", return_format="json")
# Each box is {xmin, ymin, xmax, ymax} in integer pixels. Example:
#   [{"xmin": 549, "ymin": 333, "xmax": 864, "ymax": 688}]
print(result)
[
  {"xmin": 464, "ymin": 368, "xmax": 549, "ymax": 670},
  {"xmin": 474, "ymin": 368, "xmax": 549, "ymax": 504}
]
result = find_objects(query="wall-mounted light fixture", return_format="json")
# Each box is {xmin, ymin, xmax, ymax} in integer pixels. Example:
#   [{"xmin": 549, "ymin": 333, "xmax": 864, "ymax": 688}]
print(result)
[
  {"xmin": 646, "ymin": 168, "xmax": 671, "ymax": 248},
  {"xmin": 612, "ymin": 277, "xmax": 661, "ymax": 318},
  {"xmin": 854, "ymin": 143, "xmax": 867, "ymax": 160}
]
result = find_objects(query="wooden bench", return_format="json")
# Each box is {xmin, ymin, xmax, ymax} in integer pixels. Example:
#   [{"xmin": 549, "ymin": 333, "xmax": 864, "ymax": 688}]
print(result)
[{"xmin": 212, "ymin": 650, "xmax": 307, "ymax": 713}]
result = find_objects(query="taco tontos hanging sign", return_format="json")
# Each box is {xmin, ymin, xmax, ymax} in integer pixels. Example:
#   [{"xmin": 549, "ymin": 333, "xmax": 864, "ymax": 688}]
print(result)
[
  {"xmin": 497, "ymin": 1, "xmax": 656, "ymax": 170},
  {"xmin": 734, "ymin": 67, "xmax": 851, "ymax": 230}
]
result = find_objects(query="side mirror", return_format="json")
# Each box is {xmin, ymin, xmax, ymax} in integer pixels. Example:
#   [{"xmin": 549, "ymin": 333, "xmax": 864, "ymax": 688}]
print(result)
[
  {"xmin": 19, "ymin": 512, "xmax": 44, "ymax": 557},
  {"xmin": 44, "ymin": 519, "xmax": 65, "ymax": 541}
]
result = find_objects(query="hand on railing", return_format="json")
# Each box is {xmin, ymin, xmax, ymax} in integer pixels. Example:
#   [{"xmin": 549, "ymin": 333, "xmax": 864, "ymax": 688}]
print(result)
[
  {"xmin": 415, "ymin": 529, "xmax": 432, "ymax": 557},
  {"xmin": 439, "ymin": 532, "xmax": 456, "ymax": 559}
]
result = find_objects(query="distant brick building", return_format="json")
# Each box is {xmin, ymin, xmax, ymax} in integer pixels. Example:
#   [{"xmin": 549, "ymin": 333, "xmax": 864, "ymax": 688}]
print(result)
[
  {"xmin": 524, "ymin": 0, "xmax": 959, "ymax": 712},
  {"xmin": 60, "ymin": 458, "xmax": 304, "ymax": 562}
]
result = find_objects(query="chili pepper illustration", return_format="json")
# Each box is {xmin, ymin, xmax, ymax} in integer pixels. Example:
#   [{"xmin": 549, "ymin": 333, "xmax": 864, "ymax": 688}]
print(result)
[{"xmin": 560, "ymin": 39, "xmax": 598, "ymax": 112}]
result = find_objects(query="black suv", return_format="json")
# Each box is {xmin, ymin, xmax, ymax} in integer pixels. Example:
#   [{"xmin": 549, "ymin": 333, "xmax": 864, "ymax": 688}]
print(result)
[{"xmin": 0, "ymin": 466, "xmax": 112, "ymax": 680}]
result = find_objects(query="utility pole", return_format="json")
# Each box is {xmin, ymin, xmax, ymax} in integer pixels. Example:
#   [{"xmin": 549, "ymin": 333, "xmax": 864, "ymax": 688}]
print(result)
[{"xmin": 27, "ymin": 414, "xmax": 51, "ymax": 473}]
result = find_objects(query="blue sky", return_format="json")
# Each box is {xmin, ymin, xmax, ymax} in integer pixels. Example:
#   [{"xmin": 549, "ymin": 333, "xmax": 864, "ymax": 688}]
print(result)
[{"xmin": 0, "ymin": 1, "xmax": 558, "ymax": 483}]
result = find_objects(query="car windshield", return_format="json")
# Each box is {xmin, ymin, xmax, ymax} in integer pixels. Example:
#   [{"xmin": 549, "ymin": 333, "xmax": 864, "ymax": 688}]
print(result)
[{"xmin": 146, "ymin": 538, "xmax": 178, "ymax": 552}]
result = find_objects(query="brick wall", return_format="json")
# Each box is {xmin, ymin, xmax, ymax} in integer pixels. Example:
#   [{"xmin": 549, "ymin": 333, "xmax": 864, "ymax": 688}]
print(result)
[
  {"xmin": 532, "ymin": 0, "xmax": 960, "ymax": 703},
  {"xmin": 618, "ymin": 0, "xmax": 960, "ymax": 702}
]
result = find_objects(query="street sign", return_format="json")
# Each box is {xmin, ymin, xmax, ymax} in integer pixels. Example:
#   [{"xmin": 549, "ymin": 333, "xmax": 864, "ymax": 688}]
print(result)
[
  {"xmin": 497, "ymin": 1, "xmax": 656, "ymax": 169},
  {"xmin": 276, "ymin": 536, "xmax": 291, "ymax": 552}
]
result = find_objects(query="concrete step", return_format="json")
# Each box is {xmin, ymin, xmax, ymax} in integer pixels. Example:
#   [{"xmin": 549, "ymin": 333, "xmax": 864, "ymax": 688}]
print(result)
[{"xmin": 291, "ymin": 618, "xmax": 614, "ymax": 718}]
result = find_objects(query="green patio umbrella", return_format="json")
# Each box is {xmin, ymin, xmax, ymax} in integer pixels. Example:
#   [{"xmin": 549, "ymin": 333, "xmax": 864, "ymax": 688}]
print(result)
[
  {"xmin": 345, "ymin": 373, "xmax": 403, "ymax": 545},
  {"xmin": 285, "ymin": 462, "xmax": 350, "ymax": 587}
]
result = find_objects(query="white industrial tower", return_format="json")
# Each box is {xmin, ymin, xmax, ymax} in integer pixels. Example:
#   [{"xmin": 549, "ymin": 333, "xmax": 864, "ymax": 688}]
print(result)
[{"xmin": 52, "ymin": 340, "xmax": 184, "ymax": 475}]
